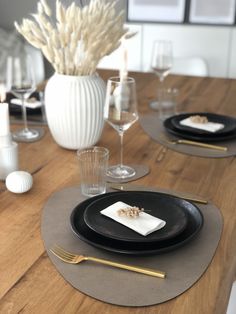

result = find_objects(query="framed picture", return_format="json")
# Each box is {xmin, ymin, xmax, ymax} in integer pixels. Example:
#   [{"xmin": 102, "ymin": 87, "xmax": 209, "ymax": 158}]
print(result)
[
  {"xmin": 189, "ymin": 0, "xmax": 236, "ymax": 25},
  {"xmin": 127, "ymin": 0, "xmax": 187, "ymax": 23}
]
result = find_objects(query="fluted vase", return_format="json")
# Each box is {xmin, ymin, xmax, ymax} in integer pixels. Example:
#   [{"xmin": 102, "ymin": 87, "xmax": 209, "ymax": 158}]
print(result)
[{"xmin": 44, "ymin": 73, "xmax": 106, "ymax": 150}]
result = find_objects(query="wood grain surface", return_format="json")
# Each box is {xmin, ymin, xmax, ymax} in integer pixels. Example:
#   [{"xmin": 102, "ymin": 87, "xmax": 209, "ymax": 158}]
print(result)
[{"xmin": 1, "ymin": 70, "xmax": 236, "ymax": 314}]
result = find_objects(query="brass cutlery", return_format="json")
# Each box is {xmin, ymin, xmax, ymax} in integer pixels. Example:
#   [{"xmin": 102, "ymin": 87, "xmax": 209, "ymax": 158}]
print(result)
[
  {"xmin": 50, "ymin": 245, "xmax": 166, "ymax": 279},
  {"xmin": 161, "ymin": 136, "xmax": 227, "ymax": 151},
  {"xmin": 109, "ymin": 183, "xmax": 208, "ymax": 204}
]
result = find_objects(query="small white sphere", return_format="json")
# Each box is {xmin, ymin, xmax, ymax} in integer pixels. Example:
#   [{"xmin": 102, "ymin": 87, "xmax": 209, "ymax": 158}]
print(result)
[{"xmin": 6, "ymin": 171, "xmax": 33, "ymax": 194}]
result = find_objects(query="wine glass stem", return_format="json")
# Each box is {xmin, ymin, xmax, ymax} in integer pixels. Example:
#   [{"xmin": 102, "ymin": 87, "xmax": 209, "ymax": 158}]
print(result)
[
  {"xmin": 21, "ymin": 95, "xmax": 29, "ymax": 131},
  {"xmin": 119, "ymin": 131, "xmax": 124, "ymax": 167}
]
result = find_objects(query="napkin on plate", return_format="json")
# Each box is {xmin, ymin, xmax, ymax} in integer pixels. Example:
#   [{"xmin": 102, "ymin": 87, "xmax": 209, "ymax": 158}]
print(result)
[
  {"xmin": 180, "ymin": 117, "xmax": 224, "ymax": 133},
  {"xmin": 100, "ymin": 201, "xmax": 166, "ymax": 236},
  {"xmin": 10, "ymin": 98, "xmax": 42, "ymax": 109}
]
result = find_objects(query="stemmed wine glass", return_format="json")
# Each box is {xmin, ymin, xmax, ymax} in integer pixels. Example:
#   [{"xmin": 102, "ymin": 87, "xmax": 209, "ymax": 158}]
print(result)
[
  {"xmin": 104, "ymin": 77, "xmax": 138, "ymax": 179},
  {"xmin": 150, "ymin": 40, "xmax": 173, "ymax": 110},
  {"xmin": 7, "ymin": 54, "xmax": 41, "ymax": 142}
]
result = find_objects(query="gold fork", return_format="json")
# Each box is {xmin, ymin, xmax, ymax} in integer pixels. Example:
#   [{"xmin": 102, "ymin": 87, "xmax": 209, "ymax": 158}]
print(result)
[
  {"xmin": 161, "ymin": 135, "xmax": 227, "ymax": 151},
  {"xmin": 50, "ymin": 245, "xmax": 166, "ymax": 279}
]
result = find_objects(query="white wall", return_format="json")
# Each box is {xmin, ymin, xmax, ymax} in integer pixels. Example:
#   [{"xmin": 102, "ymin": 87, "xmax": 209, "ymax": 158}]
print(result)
[
  {"xmin": 228, "ymin": 28, "xmax": 236, "ymax": 78},
  {"xmin": 99, "ymin": 22, "xmax": 236, "ymax": 79}
]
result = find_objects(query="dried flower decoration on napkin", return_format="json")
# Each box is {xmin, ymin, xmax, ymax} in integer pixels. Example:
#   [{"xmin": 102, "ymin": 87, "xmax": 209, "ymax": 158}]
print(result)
[
  {"xmin": 117, "ymin": 206, "xmax": 144, "ymax": 218},
  {"xmin": 14, "ymin": 0, "xmax": 135, "ymax": 76},
  {"xmin": 190, "ymin": 115, "xmax": 208, "ymax": 124}
]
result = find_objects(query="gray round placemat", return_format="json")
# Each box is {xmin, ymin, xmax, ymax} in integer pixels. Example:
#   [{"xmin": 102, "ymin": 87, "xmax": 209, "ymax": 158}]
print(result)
[
  {"xmin": 140, "ymin": 114, "xmax": 236, "ymax": 158},
  {"xmin": 105, "ymin": 164, "xmax": 149, "ymax": 183},
  {"xmin": 41, "ymin": 186, "xmax": 223, "ymax": 307}
]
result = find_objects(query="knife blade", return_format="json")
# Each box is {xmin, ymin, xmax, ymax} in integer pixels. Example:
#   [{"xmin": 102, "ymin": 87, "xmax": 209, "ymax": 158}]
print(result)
[{"xmin": 109, "ymin": 183, "xmax": 208, "ymax": 204}]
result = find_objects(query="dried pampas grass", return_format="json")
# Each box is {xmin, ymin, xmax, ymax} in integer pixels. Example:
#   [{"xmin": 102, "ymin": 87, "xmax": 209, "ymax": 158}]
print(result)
[{"xmin": 15, "ymin": 0, "xmax": 134, "ymax": 76}]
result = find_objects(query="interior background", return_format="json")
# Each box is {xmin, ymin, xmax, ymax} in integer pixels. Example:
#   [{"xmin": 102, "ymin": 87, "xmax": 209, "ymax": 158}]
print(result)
[{"xmin": 0, "ymin": 0, "xmax": 235, "ymax": 79}]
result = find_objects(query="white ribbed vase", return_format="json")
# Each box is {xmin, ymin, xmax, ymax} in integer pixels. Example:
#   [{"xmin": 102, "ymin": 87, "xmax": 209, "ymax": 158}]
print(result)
[{"xmin": 45, "ymin": 73, "xmax": 106, "ymax": 150}]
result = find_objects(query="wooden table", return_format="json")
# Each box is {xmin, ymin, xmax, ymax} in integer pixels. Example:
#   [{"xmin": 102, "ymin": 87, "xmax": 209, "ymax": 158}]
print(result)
[{"xmin": 1, "ymin": 70, "xmax": 236, "ymax": 314}]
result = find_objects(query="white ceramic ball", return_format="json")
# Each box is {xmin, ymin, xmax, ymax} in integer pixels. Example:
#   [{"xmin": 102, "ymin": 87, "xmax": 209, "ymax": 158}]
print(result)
[{"xmin": 6, "ymin": 171, "xmax": 33, "ymax": 193}]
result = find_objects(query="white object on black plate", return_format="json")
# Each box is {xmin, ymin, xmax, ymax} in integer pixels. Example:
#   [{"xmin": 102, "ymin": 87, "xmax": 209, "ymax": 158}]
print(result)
[
  {"xmin": 10, "ymin": 98, "xmax": 42, "ymax": 109},
  {"xmin": 6, "ymin": 171, "xmax": 33, "ymax": 193},
  {"xmin": 180, "ymin": 117, "xmax": 224, "ymax": 132},
  {"xmin": 101, "ymin": 201, "xmax": 166, "ymax": 236}
]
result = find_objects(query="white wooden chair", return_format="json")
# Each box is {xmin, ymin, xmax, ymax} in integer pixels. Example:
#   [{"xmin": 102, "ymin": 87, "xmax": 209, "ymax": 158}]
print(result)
[{"xmin": 171, "ymin": 57, "xmax": 208, "ymax": 77}]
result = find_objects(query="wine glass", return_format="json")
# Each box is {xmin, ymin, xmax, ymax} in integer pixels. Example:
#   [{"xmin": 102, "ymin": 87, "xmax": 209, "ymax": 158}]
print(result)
[
  {"xmin": 7, "ymin": 54, "xmax": 41, "ymax": 142},
  {"xmin": 150, "ymin": 40, "xmax": 173, "ymax": 110},
  {"xmin": 104, "ymin": 77, "xmax": 138, "ymax": 179}
]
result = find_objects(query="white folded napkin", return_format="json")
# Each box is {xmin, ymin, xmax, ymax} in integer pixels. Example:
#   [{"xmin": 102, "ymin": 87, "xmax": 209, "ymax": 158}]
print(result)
[
  {"xmin": 180, "ymin": 117, "xmax": 224, "ymax": 133},
  {"xmin": 11, "ymin": 98, "xmax": 42, "ymax": 109},
  {"xmin": 100, "ymin": 201, "xmax": 166, "ymax": 236}
]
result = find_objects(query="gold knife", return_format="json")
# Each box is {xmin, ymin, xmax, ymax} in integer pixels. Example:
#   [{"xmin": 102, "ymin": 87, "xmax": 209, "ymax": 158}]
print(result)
[
  {"xmin": 160, "ymin": 134, "xmax": 228, "ymax": 152},
  {"xmin": 175, "ymin": 139, "xmax": 228, "ymax": 151},
  {"xmin": 109, "ymin": 183, "xmax": 208, "ymax": 204}
]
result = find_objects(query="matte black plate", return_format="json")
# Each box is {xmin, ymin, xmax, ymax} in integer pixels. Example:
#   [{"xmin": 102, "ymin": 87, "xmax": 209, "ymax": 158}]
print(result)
[
  {"xmin": 164, "ymin": 116, "xmax": 236, "ymax": 142},
  {"xmin": 170, "ymin": 112, "xmax": 236, "ymax": 136},
  {"xmin": 84, "ymin": 191, "xmax": 188, "ymax": 243},
  {"xmin": 9, "ymin": 103, "xmax": 42, "ymax": 116},
  {"xmin": 70, "ymin": 191, "xmax": 204, "ymax": 255},
  {"xmin": 7, "ymin": 92, "xmax": 42, "ymax": 116}
]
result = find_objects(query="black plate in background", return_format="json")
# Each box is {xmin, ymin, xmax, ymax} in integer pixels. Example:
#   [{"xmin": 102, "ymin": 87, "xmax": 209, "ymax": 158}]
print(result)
[
  {"xmin": 171, "ymin": 112, "xmax": 236, "ymax": 136},
  {"xmin": 9, "ymin": 103, "xmax": 42, "ymax": 116},
  {"xmin": 84, "ymin": 191, "xmax": 188, "ymax": 243},
  {"xmin": 164, "ymin": 117, "xmax": 236, "ymax": 142},
  {"xmin": 6, "ymin": 92, "xmax": 42, "ymax": 116},
  {"xmin": 70, "ymin": 191, "xmax": 204, "ymax": 255}
]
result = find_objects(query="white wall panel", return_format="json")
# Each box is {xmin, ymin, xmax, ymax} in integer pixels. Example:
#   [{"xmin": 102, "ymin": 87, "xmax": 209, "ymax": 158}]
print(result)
[
  {"xmin": 228, "ymin": 28, "xmax": 236, "ymax": 78},
  {"xmin": 142, "ymin": 24, "xmax": 231, "ymax": 78}
]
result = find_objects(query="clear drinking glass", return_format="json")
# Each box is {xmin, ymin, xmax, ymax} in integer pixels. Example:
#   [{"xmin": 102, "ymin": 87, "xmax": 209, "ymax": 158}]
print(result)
[
  {"xmin": 158, "ymin": 87, "xmax": 178, "ymax": 120},
  {"xmin": 7, "ymin": 54, "xmax": 41, "ymax": 142},
  {"xmin": 104, "ymin": 77, "xmax": 138, "ymax": 179},
  {"xmin": 150, "ymin": 40, "xmax": 173, "ymax": 111},
  {"xmin": 77, "ymin": 146, "xmax": 109, "ymax": 197}
]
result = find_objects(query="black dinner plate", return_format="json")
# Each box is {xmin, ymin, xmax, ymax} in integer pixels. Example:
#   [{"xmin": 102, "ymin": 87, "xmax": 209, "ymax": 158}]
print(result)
[
  {"xmin": 9, "ymin": 103, "xmax": 42, "ymax": 116},
  {"xmin": 84, "ymin": 191, "xmax": 188, "ymax": 243},
  {"xmin": 70, "ymin": 191, "xmax": 204, "ymax": 255},
  {"xmin": 6, "ymin": 92, "xmax": 42, "ymax": 116},
  {"xmin": 164, "ymin": 116, "xmax": 236, "ymax": 142},
  {"xmin": 170, "ymin": 112, "xmax": 236, "ymax": 136}
]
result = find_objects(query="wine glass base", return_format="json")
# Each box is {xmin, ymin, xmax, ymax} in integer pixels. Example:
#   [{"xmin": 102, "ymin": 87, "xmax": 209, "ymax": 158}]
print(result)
[
  {"xmin": 107, "ymin": 165, "xmax": 136, "ymax": 179},
  {"xmin": 12, "ymin": 128, "xmax": 41, "ymax": 142}
]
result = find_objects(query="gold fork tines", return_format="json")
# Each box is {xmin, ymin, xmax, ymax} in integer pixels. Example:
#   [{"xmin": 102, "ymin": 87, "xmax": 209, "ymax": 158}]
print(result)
[
  {"xmin": 50, "ymin": 246, "xmax": 84, "ymax": 263},
  {"xmin": 50, "ymin": 245, "xmax": 166, "ymax": 279}
]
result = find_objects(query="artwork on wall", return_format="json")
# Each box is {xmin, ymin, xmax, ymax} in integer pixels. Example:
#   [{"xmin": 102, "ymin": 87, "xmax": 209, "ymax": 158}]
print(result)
[
  {"xmin": 127, "ymin": 0, "xmax": 236, "ymax": 25},
  {"xmin": 127, "ymin": 0, "xmax": 187, "ymax": 23},
  {"xmin": 189, "ymin": 0, "xmax": 236, "ymax": 25}
]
